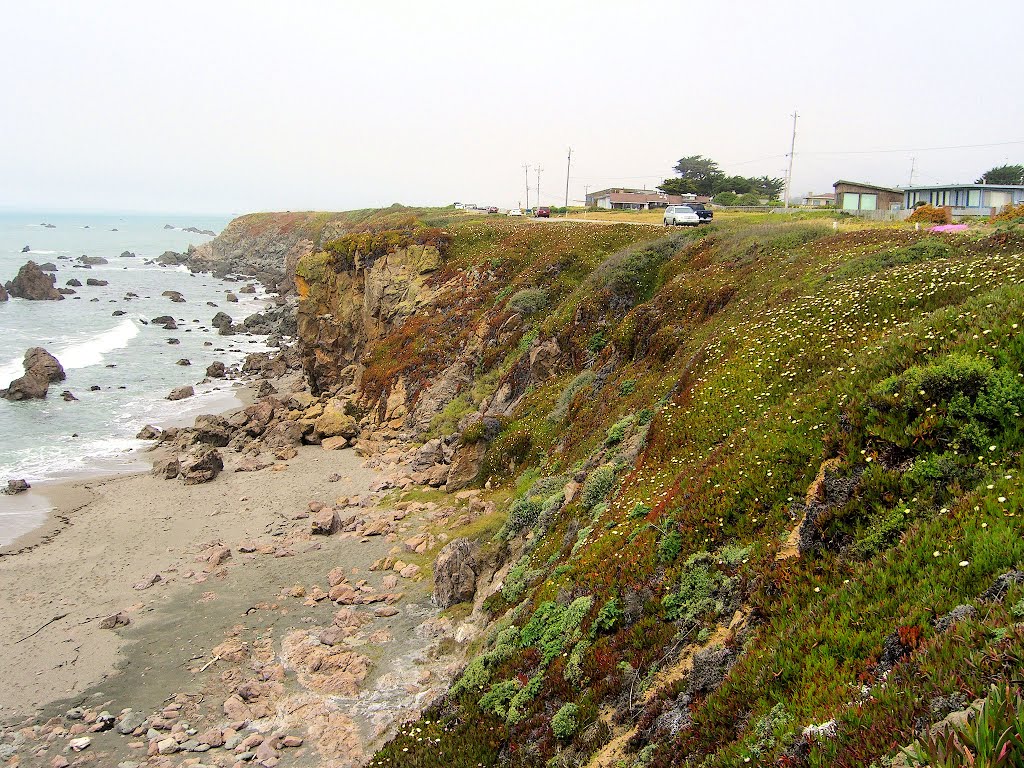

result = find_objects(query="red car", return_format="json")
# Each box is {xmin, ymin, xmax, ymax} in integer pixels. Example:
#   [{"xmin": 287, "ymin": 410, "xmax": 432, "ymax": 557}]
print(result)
[{"xmin": 535, "ymin": 206, "xmax": 550, "ymax": 218}]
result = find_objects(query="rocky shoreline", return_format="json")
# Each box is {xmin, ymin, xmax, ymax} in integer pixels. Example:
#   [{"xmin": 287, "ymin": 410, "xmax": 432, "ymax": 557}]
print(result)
[{"xmin": 0, "ymin": 235, "xmax": 503, "ymax": 768}]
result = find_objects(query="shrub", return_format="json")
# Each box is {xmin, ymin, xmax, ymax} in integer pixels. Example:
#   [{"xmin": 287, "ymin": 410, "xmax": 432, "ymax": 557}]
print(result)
[
  {"xmin": 594, "ymin": 597, "xmax": 623, "ymax": 633},
  {"xmin": 552, "ymin": 703, "xmax": 581, "ymax": 740},
  {"xmin": 620, "ymin": 379, "xmax": 637, "ymax": 396},
  {"xmin": 507, "ymin": 496, "xmax": 543, "ymax": 534},
  {"xmin": 581, "ymin": 465, "xmax": 616, "ymax": 510},
  {"xmin": 605, "ymin": 415, "xmax": 635, "ymax": 446},
  {"xmin": 588, "ymin": 330, "xmax": 609, "ymax": 354},
  {"xmin": 629, "ymin": 502, "xmax": 652, "ymax": 520},
  {"xmin": 663, "ymin": 553, "xmax": 734, "ymax": 624},
  {"xmin": 865, "ymin": 354, "xmax": 1024, "ymax": 454},
  {"xmin": 657, "ymin": 529, "xmax": 683, "ymax": 563},
  {"xmin": 991, "ymin": 203, "xmax": 1024, "ymax": 223},
  {"xmin": 549, "ymin": 371, "xmax": 595, "ymax": 422},
  {"xmin": 508, "ymin": 287, "xmax": 549, "ymax": 315},
  {"xmin": 479, "ymin": 679, "xmax": 521, "ymax": 719},
  {"xmin": 908, "ymin": 204, "xmax": 952, "ymax": 224}
]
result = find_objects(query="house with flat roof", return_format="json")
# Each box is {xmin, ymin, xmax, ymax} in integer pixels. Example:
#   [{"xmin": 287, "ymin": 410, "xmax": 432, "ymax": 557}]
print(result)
[
  {"xmin": 804, "ymin": 192, "xmax": 836, "ymax": 207},
  {"xmin": 904, "ymin": 184, "xmax": 1024, "ymax": 216},
  {"xmin": 833, "ymin": 181, "xmax": 904, "ymax": 212},
  {"xmin": 585, "ymin": 187, "xmax": 710, "ymax": 210}
]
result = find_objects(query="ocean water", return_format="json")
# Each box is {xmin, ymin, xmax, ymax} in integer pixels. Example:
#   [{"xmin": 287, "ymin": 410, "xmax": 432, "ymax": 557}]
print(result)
[{"xmin": 0, "ymin": 212, "xmax": 272, "ymax": 545}]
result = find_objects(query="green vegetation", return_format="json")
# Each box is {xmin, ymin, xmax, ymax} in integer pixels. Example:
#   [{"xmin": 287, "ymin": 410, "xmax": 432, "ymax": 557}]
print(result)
[{"xmin": 331, "ymin": 210, "xmax": 1024, "ymax": 768}]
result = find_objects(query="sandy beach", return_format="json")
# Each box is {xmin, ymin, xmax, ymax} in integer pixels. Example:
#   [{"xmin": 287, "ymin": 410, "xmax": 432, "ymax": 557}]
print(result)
[{"xmin": 0, "ymin": 440, "xmax": 466, "ymax": 767}]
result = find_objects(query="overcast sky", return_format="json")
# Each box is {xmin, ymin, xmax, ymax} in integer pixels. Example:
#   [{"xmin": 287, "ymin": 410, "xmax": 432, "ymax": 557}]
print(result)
[{"xmin": 1, "ymin": 0, "xmax": 1022, "ymax": 214}]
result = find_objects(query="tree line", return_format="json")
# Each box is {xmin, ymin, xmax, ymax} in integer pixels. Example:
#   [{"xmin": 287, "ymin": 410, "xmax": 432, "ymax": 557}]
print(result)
[{"xmin": 657, "ymin": 155, "xmax": 785, "ymax": 204}]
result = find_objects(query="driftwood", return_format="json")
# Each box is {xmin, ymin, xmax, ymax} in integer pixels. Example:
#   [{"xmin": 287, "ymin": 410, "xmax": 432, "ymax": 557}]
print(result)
[{"xmin": 14, "ymin": 613, "xmax": 68, "ymax": 644}]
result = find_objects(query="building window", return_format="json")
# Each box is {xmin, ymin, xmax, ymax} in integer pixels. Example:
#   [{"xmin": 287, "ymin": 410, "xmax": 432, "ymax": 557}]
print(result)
[
  {"xmin": 842, "ymin": 193, "xmax": 860, "ymax": 210},
  {"xmin": 860, "ymin": 193, "xmax": 877, "ymax": 211},
  {"xmin": 968, "ymin": 189, "xmax": 981, "ymax": 207}
]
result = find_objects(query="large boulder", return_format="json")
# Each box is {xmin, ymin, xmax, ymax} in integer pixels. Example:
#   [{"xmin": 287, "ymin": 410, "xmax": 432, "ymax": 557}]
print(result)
[
  {"xmin": 167, "ymin": 385, "xmax": 194, "ymax": 401},
  {"xmin": 5, "ymin": 261, "xmax": 63, "ymax": 300},
  {"xmin": 313, "ymin": 401, "xmax": 359, "ymax": 440},
  {"xmin": 0, "ymin": 283, "xmax": 7, "ymax": 301},
  {"xmin": 1, "ymin": 348, "xmax": 65, "ymax": 401},
  {"xmin": 212, "ymin": 312, "xmax": 234, "ymax": 335},
  {"xmin": 162, "ymin": 290, "xmax": 186, "ymax": 303},
  {"xmin": 180, "ymin": 448, "xmax": 223, "ymax": 485},
  {"xmin": 192, "ymin": 414, "xmax": 233, "ymax": 447},
  {"xmin": 24, "ymin": 348, "xmax": 66, "ymax": 383},
  {"xmin": 433, "ymin": 538, "xmax": 479, "ymax": 609},
  {"xmin": 206, "ymin": 360, "xmax": 226, "ymax": 378},
  {"xmin": 445, "ymin": 441, "xmax": 486, "ymax": 491}
]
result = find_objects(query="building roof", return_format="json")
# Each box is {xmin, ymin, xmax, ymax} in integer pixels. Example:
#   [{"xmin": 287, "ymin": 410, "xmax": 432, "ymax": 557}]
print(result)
[
  {"xmin": 833, "ymin": 180, "xmax": 904, "ymax": 195},
  {"xmin": 805, "ymin": 192, "xmax": 836, "ymax": 200},
  {"xmin": 589, "ymin": 187, "xmax": 659, "ymax": 198},
  {"xmin": 607, "ymin": 191, "xmax": 683, "ymax": 204},
  {"xmin": 903, "ymin": 183, "xmax": 1024, "ymax": 192}
]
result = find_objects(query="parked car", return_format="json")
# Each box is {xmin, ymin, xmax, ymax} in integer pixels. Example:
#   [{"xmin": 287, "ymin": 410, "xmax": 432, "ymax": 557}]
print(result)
[
  {"xmin": 686, "ymin": 203, "xmax": 713, "ymax": 223},
  {"xmin": 486, "ymin": 206, "xmax": 499, "ymax": 214},
  {"xmin": 507, "ymin": 208, "xmax": 523, "ymax": 217},
  {"xmin": 535, "ymin": 206, "xmax": 550, "ymax": 218},
  {"xmin": 663, "ymin": 205, "xmax": 700, "ymax": 227}
]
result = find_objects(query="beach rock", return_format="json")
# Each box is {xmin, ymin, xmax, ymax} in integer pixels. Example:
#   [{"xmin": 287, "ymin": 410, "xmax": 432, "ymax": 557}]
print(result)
[
  {"xmin": 120, "ymin": 250, "xmax": 136, "ymax": 258},
  {"xmin": 68, "ymin": 736, "xmax": 91, "ymax": 752},
  {"xmin": 433, "ymin": 538, "xmax": 479, "ymax": 608},
  {"xmin": 116, "ymin": 710, "xmax": 147, "ymax": 735},
  {"xmin": 136, "ymin": 425, "xmax": 161, "ymax": 440},
  {"xmin": 321, "ymin": 436, "xmax": 349, "ymax": 451},
  {"xmin": 1, "ymin": 347, "xmax": 65, "ymax": 401},
  {"xmin": 313, "ymin": 402, "xmax": 359, "ymax": 440},
  {"xmin": 181, "ymin": 448, "xmax": 223, "ymax": 485},
  {"xmin": 225, "ymin": 292, "xmax": 238, "ymax": 303},
  {"xmin": 78, "ymin": 255, "xmax": 107, "ymax": 265},
  {"xmin": 66, "ymin": 278, "xmax": 82, "ymax": 287},
  {"xmin": 192, "ymin": 414, "xmax": 232, "ymax": 446},
  {"xmin": 206, "ymin": 360, "xmax": 226, "ymax": 378},
  {"xmin": 152, "ymin": 457, "xmax": 180, "ymax": 479},
  {"xmin": 5, "ymin": 260, "xmax": 63, "ymax": 300},
  {"xmin": 21, "ymin": 244, "xmax": 30, "ymax": 253},
  {"xmin": 112, "ymin": 309, "xmax": 126, "ymax": 316},
  {"xmin": 4, "ymin": 479, "xmax": 30, "ymax": 495},
  {"xmin": 0, "ymin": 283, "xmax": 6, "ymax": 301},
  {"xmin": 311, "ymin": 508, "xmax": 341, "ymax": 535},
  {"xmin": 26, "ymin": 347, "xmax": 66, "ymax": 382},
  {"xmin": 176, "ymin": 358, "xmax": 191, "ymax": 366},
  {"xmin": 99, "ymin": 611, "xmax": 131, "ymax": 629},
  {"xmin": 133, "ymin": 573, "xmax": 161, "ymax": 590},
  {"xmin": 166, "ymin": 385, "xmax": 194, "ymax": 401},
  {"xmin": 162, "ymin": 290, "xmax": 186, "ymax": 302},
  {"xmin": 205, "ymin": 545, "xmax": 231, "ymax": 570},
  {"xmin": 38, "ymin": 261, "xmax": 58, "ymax": 271},
  {"xmin": 61, "ymin": 390, "xmax": 78, "ymax": 401},
  {"xmin": 85, "ymin": 278, "xmax": 108, "ymax": 287}
]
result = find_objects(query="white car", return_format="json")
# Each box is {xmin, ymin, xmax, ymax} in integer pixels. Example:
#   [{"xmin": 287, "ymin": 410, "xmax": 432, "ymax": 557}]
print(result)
[
  {"xmin": 507, "ymin": 208, "xmax": 523, "ymax": 217},
  {"xmin": 664, "ymin": 205, "xmax": 700, "ymax": 227}
]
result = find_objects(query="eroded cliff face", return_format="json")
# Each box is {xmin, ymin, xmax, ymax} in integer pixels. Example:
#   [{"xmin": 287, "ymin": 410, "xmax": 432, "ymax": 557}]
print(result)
[
  {"xmin": 295, "ymin": 243, "xmax": 442, "ymax": 395},
  {"xmin": 188, "ymin": 212, "xmax": 357, "ymax": 292}
]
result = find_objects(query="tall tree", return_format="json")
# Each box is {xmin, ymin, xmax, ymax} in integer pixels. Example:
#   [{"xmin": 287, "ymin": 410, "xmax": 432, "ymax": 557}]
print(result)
[
  {"xmin": 657, "ymin": 177, "xmax": 697, "ymax": 196},
  {"xmin": 669, "ymin": 155, "xmax": 724, "ymax": 196},
  {"xmin": 753, "ymin": 175, "xmax": 786, "ymax": 199},
  {"xmin": 976, "ymin": 164, "xmax": 1024, "ymax": 185}
]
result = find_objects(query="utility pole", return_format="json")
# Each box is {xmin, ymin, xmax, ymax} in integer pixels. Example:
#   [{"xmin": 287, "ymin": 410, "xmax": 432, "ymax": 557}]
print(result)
[
  {"xmin": 564, "ymin": 147, "xmax": 572, "ymax": 214},
  {"xmin": 523, "ymin": 163, "xmax": 530, "ymax": 211},
  {"xmin": 908, "ymin": 157, "xmax": 916, "ymax": 186},
  {"xmin": 535, "ymin": 164, "xmax": 542, "ymax": 210},
  {"xmin": 783, "ymin": 110, "xmax": 798, "ymax": 209}
]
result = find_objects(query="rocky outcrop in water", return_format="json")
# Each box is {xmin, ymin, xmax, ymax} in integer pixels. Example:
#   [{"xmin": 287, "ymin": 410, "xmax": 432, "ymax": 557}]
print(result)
[
  {"xmin": 0, "ymin": 282, "xmax": 7, "ymax": 302},
  {"xmin": 4, "ymin": 261, "xmax": 63, "ymax": 300},
  {"xmin": 1, "ymin": 347, "xmax": 66, "ymax": 400}
]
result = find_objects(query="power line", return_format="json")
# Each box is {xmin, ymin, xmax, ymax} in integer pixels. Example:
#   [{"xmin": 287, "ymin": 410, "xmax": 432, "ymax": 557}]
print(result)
[
  {"xmin": 564, "ymin": 147, "xmax": 572, "ymax": 211},
  {"xmin": 799, "ymin": 139, "xmax": 1024, "ymax": 156},
  {"xmin": 523, "ymin": 163, "xmax": 530, "ymax": 210}
]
